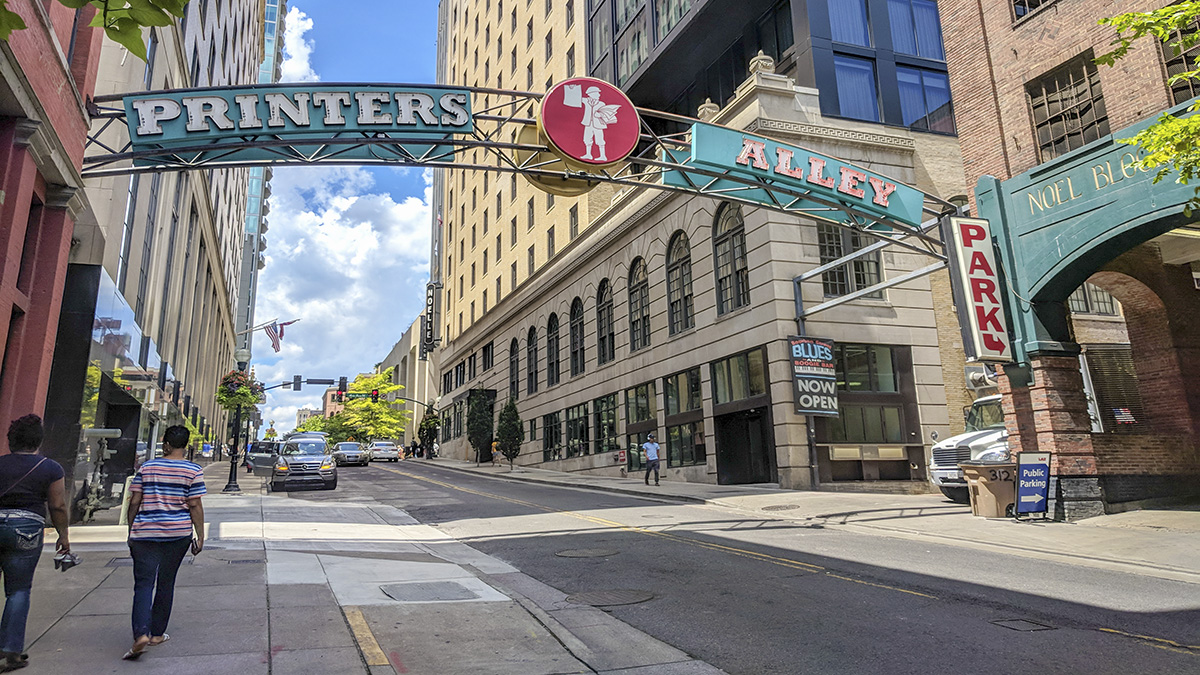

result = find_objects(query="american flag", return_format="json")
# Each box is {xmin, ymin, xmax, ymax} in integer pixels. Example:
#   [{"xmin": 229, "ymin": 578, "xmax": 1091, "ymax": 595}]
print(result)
[
  {"xmin": 1113, "ymin": 408, "xmax": 1137, "ymax": 424},
  {"xmin": 264, "ymin": 319, "xmax": 299, "ymax": 353}
]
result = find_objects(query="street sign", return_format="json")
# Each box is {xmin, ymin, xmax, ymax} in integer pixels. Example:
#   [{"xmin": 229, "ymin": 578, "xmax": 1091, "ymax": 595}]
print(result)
[
  {"xmin": 788, "ymin": 336, "xmax": 839, "ymax": 416},
  {"xmin": 1016, "ymin": 452, "xmax": 1052, "ymax": 515},
  {"xmin": 345, "ymin": 392, "xmax": 371, "ymax": 400},
  {"xmin": 539, "ymin": 77, "xmax": 639, "ymax": 169},
  {"xmin": 942, "ymin": 216, "xmax": 1013, "ymax": 363}
]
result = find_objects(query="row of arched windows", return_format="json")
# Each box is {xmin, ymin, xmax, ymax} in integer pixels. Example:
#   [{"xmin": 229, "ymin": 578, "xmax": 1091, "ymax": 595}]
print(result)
[{"xmin": 506, "ymin": 203, "xmax": 750, "ymax": 400}]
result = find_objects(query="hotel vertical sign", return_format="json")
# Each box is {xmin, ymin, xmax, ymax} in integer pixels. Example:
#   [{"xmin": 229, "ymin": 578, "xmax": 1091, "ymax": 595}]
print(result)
[
  {"xmin": 420, "ymin": 283, "xmax": 438, "ymax": 360},
  {"xmin": 944, "ymin": 217, "xmax": 1013, "ymax": 362}
]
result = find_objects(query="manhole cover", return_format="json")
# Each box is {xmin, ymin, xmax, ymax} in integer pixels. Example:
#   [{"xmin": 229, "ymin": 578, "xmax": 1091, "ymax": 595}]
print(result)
[
  {"xmin": 556, "ymin": 549, "xmax": 619, "ymax": 558},
  {"xmin": 380, "ymin": 581, "xmax": 480, "ymax": 602},
  {"xmin": 762, "ymin": 504, "xmax": 802, "ymax": 511},
  {"xmin": 566, "ymin": 589, "xmax": 654, "ymax": 606},
  {"xmin": 992, "ymin": 619, "xmax": 1055, "ymax": 632}
]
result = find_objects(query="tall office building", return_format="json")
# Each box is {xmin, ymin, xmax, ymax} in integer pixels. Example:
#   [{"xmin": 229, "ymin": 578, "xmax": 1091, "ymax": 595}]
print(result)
[
  {"xmin": 51, "ymin": 0, "xmax": 265, "ymax": 515},
  {"xmin": 235, "ymin": 0, "xmax": 287, "ymax": 361},
  {"xmin": 433, "ymin": 0, "xmax": 972, "ymax": 492}
]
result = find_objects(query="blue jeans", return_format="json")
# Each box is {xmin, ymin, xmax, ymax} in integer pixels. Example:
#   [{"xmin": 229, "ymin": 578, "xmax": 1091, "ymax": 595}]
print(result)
[
  {"xmin": 0, "ymin": 515, "xmax": 45, "ymax": 654},
  {"xmin": 128, "ymin": 537, "xmax": 191, "ymax": 638}
]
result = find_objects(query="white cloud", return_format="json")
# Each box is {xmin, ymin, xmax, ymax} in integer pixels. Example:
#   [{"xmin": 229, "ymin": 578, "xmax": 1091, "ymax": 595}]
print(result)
[
  {"xmin": 280, "ymin": 6, "xmax": 319, "ymax": 83},
  {"xmin": 253, "ymin": 166, "xmax": 432, "ymax": 434}
]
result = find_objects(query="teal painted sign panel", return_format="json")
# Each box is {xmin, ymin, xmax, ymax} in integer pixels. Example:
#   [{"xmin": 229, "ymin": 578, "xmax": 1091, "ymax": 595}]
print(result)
[
  {"xmin": 976, "ymin": 96, "xmax": 1199, "ymax": 362},
  {"xmin": 664, "ymin": 123, "xmax": 925, "ymax": 228},
  {"xmin": 123, "ymin": 84, "xmax": 473, "ymax": 165}
]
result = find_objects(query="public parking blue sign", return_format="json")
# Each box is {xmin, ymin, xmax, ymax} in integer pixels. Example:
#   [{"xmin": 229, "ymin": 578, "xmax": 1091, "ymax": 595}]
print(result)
[{"xmin": 1016, "ymin": 452, "xmax": 1052, "ymax": 515}]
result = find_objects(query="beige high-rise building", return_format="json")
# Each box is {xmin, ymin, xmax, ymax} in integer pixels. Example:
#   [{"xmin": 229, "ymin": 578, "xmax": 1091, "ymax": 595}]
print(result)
[
  {"xmin": 435, "ymin": 0, "xmax": 601, "ymax": 345},
  {"xmin": 375, "ymin": 316, "xmax": 440, "ymax": 446}
]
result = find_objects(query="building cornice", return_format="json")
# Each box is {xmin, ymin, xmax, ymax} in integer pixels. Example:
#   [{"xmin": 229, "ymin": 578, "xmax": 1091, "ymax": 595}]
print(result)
[{"xmin": 745, "ymin": 118, "xmax": 917, "ymax": 153}]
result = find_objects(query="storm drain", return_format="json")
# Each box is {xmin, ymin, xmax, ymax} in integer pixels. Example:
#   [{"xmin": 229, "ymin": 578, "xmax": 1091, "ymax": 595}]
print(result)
[
  {"xmin": 107, "ymin": 557, "xmax": 193, "ymax": 568},
  {"xmin": 380, "ymin": 581, "xmax": 481, "ymax": 602},
  {"xmin": 566, "ymin": 589, "xmax": 654, "ymax": 607},
  {"xmin": 227, "ymin": 559, "xmax": 266, "ymax": 565},
  {"xmin": 992, "ymin": 619, "xmax": 1055, "ymax": 632},
  {"xmin": 762, "ymin": 504, "xmax": 802, "ymax": 512},
  {"xmin": 556, "ymin": 548, "xmax": 619, "ymax": 558}
]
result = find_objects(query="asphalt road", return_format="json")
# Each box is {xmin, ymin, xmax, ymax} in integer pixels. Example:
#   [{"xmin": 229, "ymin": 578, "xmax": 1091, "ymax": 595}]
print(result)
[{"xmin": 291, "ymin": 461, "xmax": 1200, "ymax": 675}]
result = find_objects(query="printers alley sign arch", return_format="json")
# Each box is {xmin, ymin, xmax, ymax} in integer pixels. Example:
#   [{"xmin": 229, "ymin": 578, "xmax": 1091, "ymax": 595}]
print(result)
[{"xmin": 85, "ymin": 81, "xmax": 973, "ymax": 325}]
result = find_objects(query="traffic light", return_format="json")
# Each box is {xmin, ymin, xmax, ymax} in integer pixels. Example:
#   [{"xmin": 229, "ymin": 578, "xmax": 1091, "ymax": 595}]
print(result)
[
  {"xmin": 293, "ymin": 375, "xmax": 302, "ymax": 391},
  {"xmin": 338, "ymin": 376, "xmax": 347, "ymax": 392},
  {"xmin": 371, "ymin": 389, "xmax": 379, "ymax": 403},
  {"xmin": 336, "ymin": 391, "xmax": 344, "ymax": 403}
]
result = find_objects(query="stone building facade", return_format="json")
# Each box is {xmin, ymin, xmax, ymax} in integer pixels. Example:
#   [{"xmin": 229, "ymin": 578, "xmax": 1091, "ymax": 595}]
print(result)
[{"xmin": 376, "ymin": 316, "xmax": 439, "ymax": 447}]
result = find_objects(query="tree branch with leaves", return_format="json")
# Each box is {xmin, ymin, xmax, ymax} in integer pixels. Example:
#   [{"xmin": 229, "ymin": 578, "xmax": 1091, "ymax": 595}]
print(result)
[
  {"xmin": 1097, "ymin": 2, "xmax": 1200, "ymax": 212},
  {"xmin": 0, "ymin": 0, "xmax": 189, "ymax": 60}
]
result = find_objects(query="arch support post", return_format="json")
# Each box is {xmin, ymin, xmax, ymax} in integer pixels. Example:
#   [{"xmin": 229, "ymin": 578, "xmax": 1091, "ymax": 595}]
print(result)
[{"xmin": 1001, "ymin": 351, "xmax": 1104, "ymax": 521}]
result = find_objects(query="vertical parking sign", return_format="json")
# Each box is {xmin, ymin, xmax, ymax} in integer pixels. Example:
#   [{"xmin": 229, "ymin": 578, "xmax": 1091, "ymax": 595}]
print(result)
[{"xmin": 1016, "ymin": 452, "xmax": 1052, "ymax": 515}]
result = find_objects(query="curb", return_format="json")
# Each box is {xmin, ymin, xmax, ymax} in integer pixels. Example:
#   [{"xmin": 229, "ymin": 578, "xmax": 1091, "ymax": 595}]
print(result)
[{"xmin": 421, "ymin": 460, "xmax": 1200, "ymax": 585}]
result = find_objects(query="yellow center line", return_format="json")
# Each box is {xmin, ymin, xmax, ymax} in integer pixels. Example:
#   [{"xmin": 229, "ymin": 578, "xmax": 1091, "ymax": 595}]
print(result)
[
  {"xmin": 343, "ymin": 606, "xmax": 390, "ymax": 667},
  {"xmin": 374, "ymin": 464, "xmax": 935, "ymax": 598},
  {"xmin": 1098, "ymin": 628, "xmax": 1200, "ymax": 654}
]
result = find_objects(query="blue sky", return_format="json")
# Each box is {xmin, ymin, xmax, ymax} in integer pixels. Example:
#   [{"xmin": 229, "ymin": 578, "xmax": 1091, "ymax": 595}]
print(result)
[{"xmin": 252, "ymin": 1, "xmax": 440, "ymax": 434}]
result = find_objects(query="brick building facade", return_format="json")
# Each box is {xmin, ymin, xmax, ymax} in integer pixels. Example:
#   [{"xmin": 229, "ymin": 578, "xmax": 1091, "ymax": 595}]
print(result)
[
  {"xmin": 943, "ymin": 0, "xmax": 1200, "ymax": 517},
  {"xmin": 0, "ymin": 1, "xmax": 102, "ymax": 450}
]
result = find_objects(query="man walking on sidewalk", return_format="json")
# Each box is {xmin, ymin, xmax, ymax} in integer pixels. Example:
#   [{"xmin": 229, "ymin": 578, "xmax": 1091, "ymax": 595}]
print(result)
[
  {"xmin": 643, "ymin": 434, "xmax": 660, "ymax": 486},
  {"xmin": 122, "ymin": 425, "xmax": 206, "ymax": 660}
]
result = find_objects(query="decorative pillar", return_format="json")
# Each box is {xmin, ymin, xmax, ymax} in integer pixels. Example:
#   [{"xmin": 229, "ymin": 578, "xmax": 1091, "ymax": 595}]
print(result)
[{"xmin": 1026, "ymin": 355, "xmax": 1104, "ymax": 520}]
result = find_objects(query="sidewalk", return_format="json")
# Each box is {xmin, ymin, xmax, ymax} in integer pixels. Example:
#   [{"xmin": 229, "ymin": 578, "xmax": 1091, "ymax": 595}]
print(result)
[
  {"xmin": 26, "ymin": 462, "xmax": 726, "ymax": 675},
  {"xmin": 426, "ymin": 458, "xmax": 1200, "ymax": 585}
]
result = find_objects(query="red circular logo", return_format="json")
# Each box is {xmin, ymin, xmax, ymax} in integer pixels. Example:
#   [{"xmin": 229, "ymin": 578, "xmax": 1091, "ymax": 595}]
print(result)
[{"xmin": 540, "ymin": 77, "xmax": 640, "ymax": 167}]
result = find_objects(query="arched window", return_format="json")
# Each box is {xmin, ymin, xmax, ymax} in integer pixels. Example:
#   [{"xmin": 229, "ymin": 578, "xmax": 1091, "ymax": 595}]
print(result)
[
  {"xmin": 527, "ymin": 327, "xmax": 539, "ymax": 394},
  {"xmin": 629, "ymin": 258, "xmax": 650, "ymax": 351},
  {"xmin": 508, "ymin": 337, "xmax": 520, "ymax": 400},
  {"xmin": 667, "ymin": 232, "xmax": 694, "ymax": 334},
  {"xmin": 569, "ymin": 298, "xmax": 585, "ymax": 376},
  {"xmin": 546, "ymin": 313, "xmax": 561, "ymax": 387},
  {"xmin": 713, "ymin": 203, "xmax": 750, "ymax": 314},
  {"xmin": 596, "ymin": 279, "xmax": 615, "ymax": 365}
]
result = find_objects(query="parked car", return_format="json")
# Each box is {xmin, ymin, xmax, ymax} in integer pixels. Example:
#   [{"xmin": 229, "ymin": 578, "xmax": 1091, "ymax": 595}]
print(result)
[
  {"xmin": 367, "ymin": 441, "xmax": 400, "ymax": 462},
  {"xmin": 246, "ymin": 441, "xmax": 280, "ymax": 475},
  {"xmin": 332, "ymin": 441, "xmax": 370, "ymax": 466},
  {"xmin": 270, "ymin": 437, "xmax": 337, "ymax": 491}
]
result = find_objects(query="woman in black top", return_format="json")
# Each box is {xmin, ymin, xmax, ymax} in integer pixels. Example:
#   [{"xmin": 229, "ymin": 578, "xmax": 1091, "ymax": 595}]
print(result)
[{"xmin": 0, "ymin": 415, "xmax": 70, "ymax": 672}]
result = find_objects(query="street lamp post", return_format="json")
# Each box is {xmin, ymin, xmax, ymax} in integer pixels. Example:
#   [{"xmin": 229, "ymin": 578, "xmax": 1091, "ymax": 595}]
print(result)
[{"xmin": 223, "ymin": 347, "xmax": 253, "ymax": 493}]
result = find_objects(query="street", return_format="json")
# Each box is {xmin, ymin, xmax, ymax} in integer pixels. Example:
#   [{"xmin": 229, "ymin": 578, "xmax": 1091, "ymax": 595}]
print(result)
[{"xmin": 278, "ymin": 461, "xmax": 1200, "ymax": 674}]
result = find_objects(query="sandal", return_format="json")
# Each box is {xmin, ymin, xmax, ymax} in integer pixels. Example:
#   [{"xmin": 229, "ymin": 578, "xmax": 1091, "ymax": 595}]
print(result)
[
  {"xmin": 148, "ymin": 634, "xmax": 169, "ymax": 647},
  {"xmin": 122, "ymin": 635, "xmax": 151, "ymax": 660}
]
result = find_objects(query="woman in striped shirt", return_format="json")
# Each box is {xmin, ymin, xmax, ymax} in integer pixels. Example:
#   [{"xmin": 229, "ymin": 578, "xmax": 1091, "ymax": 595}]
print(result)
[{"xmin": 123, "ymin": 425, "xmax": 206, "ymax": 660}]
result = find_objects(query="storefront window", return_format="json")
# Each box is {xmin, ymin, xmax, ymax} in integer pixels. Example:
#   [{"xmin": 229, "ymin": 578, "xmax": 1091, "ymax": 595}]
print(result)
[
  {"xmin": 565, "ymin": 403, "xmax": 590, "ymax": 457},
  {"xmin": 664, "ymin": 367, "xmax": 702, "ymax": 416},
  {"xmin": 542, "ymin": 411, "xmax": 562, "ymax": 461},
  {"xmin": 834, "ymin": 344, "xmax": 897, "ymax": 392},
  {"xmin": 712, "ymin": 347, "xmax": 767, "ymax": 404},
  {"xmin": 594, "ymin": 394, "xmax": 620, "ymax": 455},
  {"xmin": 666, "ymin": 420, "xmax": 706, "ymax": 467}
]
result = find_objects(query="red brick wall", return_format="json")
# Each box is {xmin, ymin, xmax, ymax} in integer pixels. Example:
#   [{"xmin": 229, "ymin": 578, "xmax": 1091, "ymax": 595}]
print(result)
[{"xmin": 942, "ymin": 0, "xmax": 1176, "ymax": 190}]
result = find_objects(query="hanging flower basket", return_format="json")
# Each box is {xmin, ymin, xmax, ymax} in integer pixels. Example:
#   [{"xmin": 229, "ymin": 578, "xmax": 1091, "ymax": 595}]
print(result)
[{"xmin": 216, "ymin": 370, "xmax": 265, "ymax": 410}]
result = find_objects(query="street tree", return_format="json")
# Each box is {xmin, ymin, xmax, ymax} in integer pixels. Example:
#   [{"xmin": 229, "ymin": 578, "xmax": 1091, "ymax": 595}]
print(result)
[
  {"xmin": 0, "ymin": 0, "xmax": 189, "ymax": 60},
  {"xmin": 418, "ymin": 412, "xmax": 439, "ymax": 454},
  {"xmin": 1098, "ymin": 2, "xmax": 1200, "ymax": 210},
  {"xmin": 466, "ymin": 389, "xmax": 495, "ymax": 465},
  {"xmin": 495, "ymin": 398, "xmax": 524, "ymax": 471},
  {"xmin": 341, "ymin": 372, "xmax": 407, "ymax": 442}
]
